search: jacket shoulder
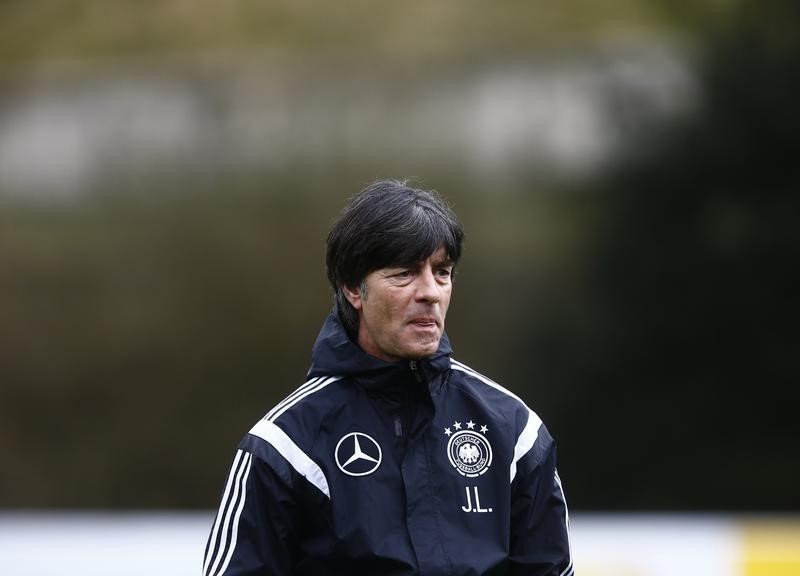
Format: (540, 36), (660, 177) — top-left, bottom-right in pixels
(449, 359), (553, 477)
(252, 373), (349, 442)
(264, 374), (346, 425)
(238, 373), (348, 497)
(449, 359), (536, 418)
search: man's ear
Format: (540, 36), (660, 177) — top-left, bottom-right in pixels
(342, 285), (363, 310)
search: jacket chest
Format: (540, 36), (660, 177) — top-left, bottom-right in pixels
(310, 397), (512, 573)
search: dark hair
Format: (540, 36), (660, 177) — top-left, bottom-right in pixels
(327, 179), (465, 334)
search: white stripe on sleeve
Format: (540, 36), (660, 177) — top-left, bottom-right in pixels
(213, 454), (253, 576)
(555, 469), (574, 576)
(510, 408), (543, 483)
(205, 451), (252, 576)
(249, 418), (330, 498)
(203, 449), (244, 576)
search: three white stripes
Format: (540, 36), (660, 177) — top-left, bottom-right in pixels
(450, 359), (526, 406)
(265, 375), (341, 422)
(203, 375), (339, 575)
(203, 450), (253, 576)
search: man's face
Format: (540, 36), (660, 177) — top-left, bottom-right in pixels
(344, 248), (454, 362)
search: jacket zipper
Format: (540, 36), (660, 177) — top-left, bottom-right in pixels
(409, 360), (422, 383)
(395, 361), (423, 437)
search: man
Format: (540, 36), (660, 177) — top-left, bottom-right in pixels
(203, 180), (573, 576)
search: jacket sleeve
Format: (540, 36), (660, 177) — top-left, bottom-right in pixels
(202, 441), (302, 576)
(508, 427), (574, 576)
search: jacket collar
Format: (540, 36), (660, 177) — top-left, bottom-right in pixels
(307, 311), (452, 390)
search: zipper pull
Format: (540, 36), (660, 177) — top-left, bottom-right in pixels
(409, 360), (422, 383)
(394, 416), (403, 437)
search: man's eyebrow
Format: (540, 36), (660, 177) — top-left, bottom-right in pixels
(384, 256), (454, 270)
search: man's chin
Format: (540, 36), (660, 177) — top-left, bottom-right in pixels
(403, 337), (441, 360)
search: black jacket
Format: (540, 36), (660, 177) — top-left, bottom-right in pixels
(203, 313), (573, 576)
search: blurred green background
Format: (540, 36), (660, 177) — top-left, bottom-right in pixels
(1, 0), (797, 511)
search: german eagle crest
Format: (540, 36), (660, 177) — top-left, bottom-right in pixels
(443, 419), (493, 477)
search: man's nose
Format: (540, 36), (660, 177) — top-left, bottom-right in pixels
(415, 267), (440, 303)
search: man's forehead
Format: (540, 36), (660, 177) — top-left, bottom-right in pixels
(387, 247), (453, 269)
(428, 247), (453, 264)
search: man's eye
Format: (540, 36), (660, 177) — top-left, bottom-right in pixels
(436, 268), (453, 278)
(395, 271), (412, 278)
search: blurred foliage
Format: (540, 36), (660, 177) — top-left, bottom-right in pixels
(0, 0), (744, 70)
(0, 0), (797, 510)
(550, 0), (800, 510)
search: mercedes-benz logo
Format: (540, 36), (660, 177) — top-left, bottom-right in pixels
(335, 432), (382, 477)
